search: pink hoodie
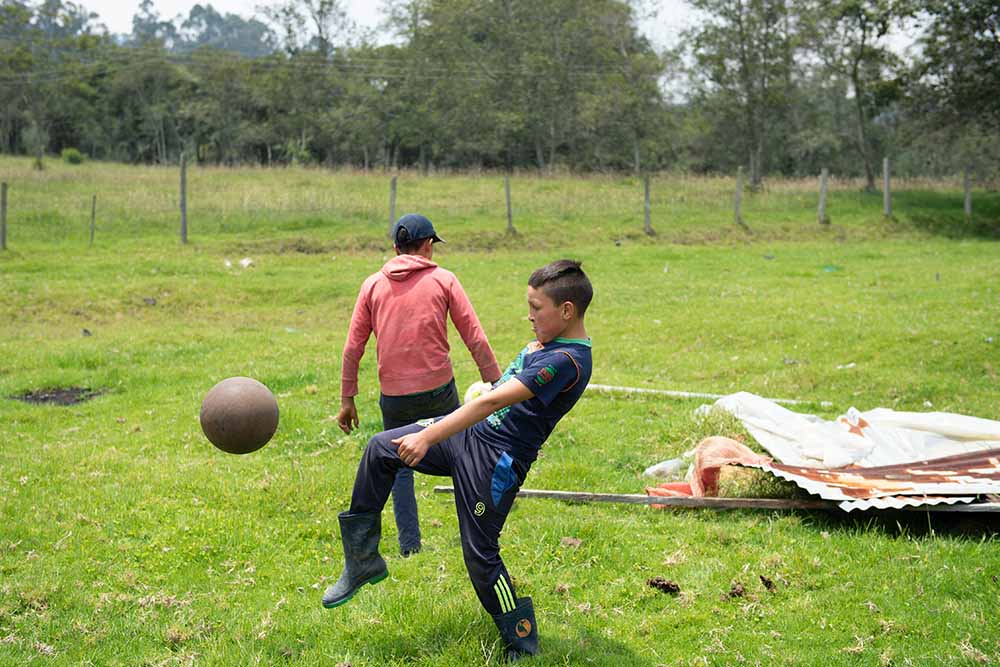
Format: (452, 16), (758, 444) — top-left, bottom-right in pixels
(341, 254), (501, 397)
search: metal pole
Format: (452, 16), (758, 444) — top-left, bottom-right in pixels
(586, 383), (833, 408)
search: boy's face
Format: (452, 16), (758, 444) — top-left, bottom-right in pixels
(527, 286), (570, 344)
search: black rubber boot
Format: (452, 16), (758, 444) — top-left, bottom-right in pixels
(322, 511), (389, 609)
(492, 596), (539, 661)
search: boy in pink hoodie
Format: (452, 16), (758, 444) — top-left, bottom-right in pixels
(337, 213), (502, 556)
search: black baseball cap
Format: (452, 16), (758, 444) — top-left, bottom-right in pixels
(392, 213), (444, 245)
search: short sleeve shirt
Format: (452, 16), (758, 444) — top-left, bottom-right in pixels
(471, 337), (592, 463)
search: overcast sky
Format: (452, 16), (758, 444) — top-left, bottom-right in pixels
(76, 0), (697, 49)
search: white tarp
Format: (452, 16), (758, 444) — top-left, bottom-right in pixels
(699, 392), (1000, 468)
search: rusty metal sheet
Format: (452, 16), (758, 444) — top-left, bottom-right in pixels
(744, 448), (1000, 511)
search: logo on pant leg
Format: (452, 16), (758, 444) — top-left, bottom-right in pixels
(474, 501), (486, 516)
(515, 618), (532, 638)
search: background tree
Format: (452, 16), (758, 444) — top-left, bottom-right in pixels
(810, 0), (908, 191)
(685, 0), (797, 190)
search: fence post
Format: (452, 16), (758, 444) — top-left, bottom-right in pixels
(89, 194), (96, 246)
(963, 166), (972, 222)
(387, 175), (398, 238)
(505, 171), (516, 235)
(1, 182), (6, 251)
(882, 157), (891, 217)
(734, 166), (745, 228)
(643, 174), (654, 235)
(818, 167), (830, 225)
(180, 153), (188, 244)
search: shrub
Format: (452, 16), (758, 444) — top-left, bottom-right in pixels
(61, 148), (85, 164)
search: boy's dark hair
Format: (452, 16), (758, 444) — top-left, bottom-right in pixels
(528, 259), (593, 317)
(394, 226), (425, 254)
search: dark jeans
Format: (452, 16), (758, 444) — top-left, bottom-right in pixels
(379, 378), (460, 552)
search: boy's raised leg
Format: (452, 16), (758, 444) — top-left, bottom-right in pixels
(323, 423), (452, 609)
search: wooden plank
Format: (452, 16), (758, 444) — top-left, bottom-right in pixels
(432, 486), (1000, 513)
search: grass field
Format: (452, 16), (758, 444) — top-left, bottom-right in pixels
(1, 156), (999, 666)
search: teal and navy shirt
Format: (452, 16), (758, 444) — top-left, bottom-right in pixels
(472, 337), (592, 463)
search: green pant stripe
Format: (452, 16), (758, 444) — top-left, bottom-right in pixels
(493, 583), (506, 612)
(496, 576), (515, 612)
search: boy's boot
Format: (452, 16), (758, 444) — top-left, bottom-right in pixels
(491, 596), (539, 661)
(322, 511), (389, 609)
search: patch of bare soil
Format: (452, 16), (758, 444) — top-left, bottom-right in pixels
(12, 387), (101, 405)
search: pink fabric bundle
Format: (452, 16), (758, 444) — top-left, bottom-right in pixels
(645, 436), (772, 507)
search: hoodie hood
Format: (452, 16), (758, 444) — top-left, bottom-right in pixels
(382, 254), (438, 281)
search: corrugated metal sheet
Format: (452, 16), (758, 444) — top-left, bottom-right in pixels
(836, 496), (976, 512)
(744, 448), (1000, 511)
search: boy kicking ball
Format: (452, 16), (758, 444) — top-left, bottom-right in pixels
(324, 259), (594, 661)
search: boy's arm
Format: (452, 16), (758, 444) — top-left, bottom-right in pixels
(447, 277), (502, 383)
(393, 378), (534, 466)
(338, 283), (374, 433)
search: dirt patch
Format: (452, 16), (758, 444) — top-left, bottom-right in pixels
(646, 577), (680, 594)
(12, 387), (101, 405)
(727, 581), (746, 598)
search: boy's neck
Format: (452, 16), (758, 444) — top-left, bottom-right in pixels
(551, 319), (588, 343)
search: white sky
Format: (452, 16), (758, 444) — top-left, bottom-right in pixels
(76, 0), (697, 50)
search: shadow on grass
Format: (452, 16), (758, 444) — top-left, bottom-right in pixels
(358, 613), (643, 665)
(809, 507), (1000, 540)
(897, 190), (1000, 239)
(541, 628), (645, 667)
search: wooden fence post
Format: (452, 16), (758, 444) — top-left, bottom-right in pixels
(387, 175), (397, 239)
(1, 182), (7, 251)
(505, 172), (516, 235)
(180, 153), (188, 244)
(964, 166), (972, 222)
(643, 174), (654, 235)
(734, 166), (746, 229)
(89, 194), (96, 246)
(882, 157), (891, 217)
(818, 167), (830, 225)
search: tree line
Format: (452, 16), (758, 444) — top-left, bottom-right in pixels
(0, 0), (997, 181)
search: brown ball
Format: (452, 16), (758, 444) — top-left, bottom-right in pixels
(199, 377), (279, 454)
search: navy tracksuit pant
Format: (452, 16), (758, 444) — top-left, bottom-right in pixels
(349, 421), (530, 616)
(379, 379), (460, 553)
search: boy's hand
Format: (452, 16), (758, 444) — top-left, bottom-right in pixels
(337, 397), (359, 434)
(393, 432), (431, 467)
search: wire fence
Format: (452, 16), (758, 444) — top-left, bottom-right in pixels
(0, 159), (994, 250)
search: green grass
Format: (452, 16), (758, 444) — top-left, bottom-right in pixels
(1, 156), (999, 665)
